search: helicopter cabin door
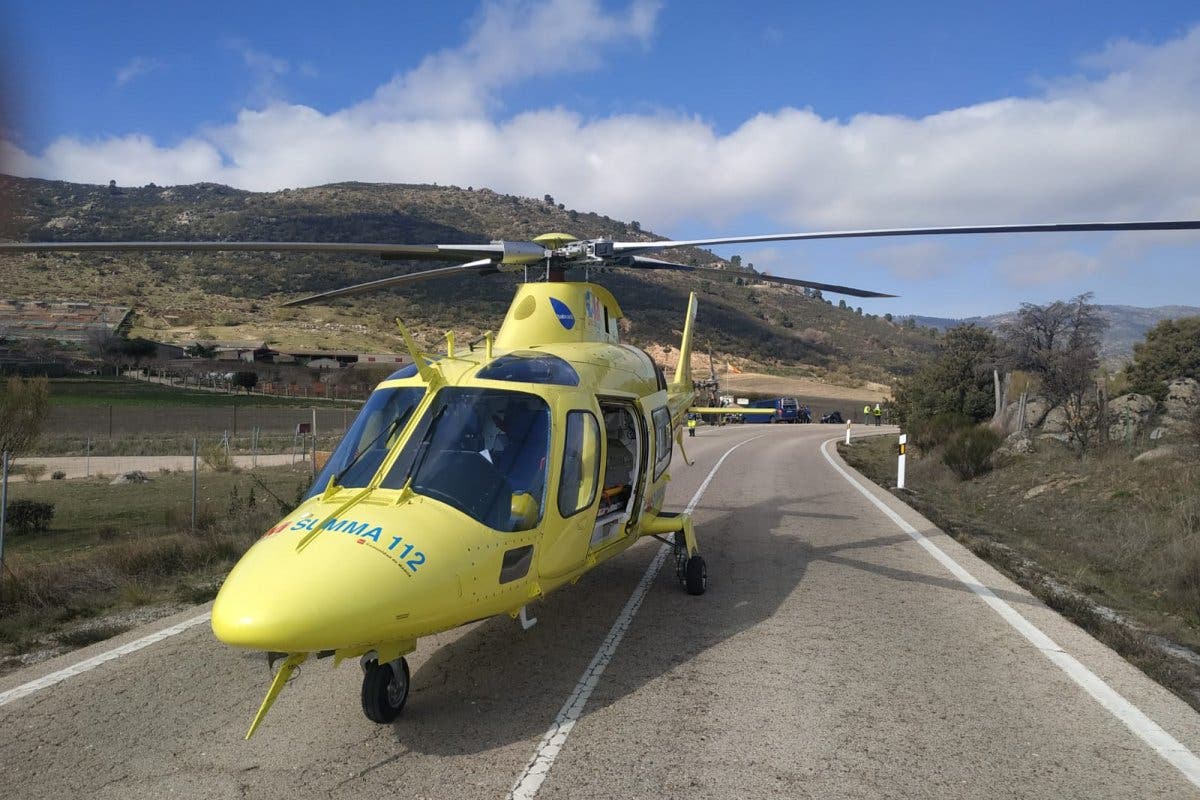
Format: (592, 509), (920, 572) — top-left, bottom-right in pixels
(590, 399), (646, 551)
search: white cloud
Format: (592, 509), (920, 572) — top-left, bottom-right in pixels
(115, 56), (157, 87)
(4, 5), (1200, 268)
(223, 38), (292, 106)
(865, 242), (959, 281)
(998, 249), (1101, 286)
(357, 0), (661, 120)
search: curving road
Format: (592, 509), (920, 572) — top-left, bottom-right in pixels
(2, 424), (1199, 799)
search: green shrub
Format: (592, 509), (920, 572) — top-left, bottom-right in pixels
(6, 499), (55, 534)
(909, 412), (972, 452)
(942, 426), (1001, 480)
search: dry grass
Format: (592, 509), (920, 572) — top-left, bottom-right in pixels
(0, 465), (308, 668)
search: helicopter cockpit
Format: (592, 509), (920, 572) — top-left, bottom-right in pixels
(380, 388), (551, 532)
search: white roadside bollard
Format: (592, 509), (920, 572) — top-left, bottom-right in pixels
(897, 433), (907, 490)
(845, 420), (851, 445)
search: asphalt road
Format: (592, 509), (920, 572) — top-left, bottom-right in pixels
(3, 424), (1200, 799)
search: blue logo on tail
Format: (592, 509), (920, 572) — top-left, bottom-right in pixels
(549, 298), (575, 330)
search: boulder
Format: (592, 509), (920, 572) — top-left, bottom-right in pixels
(1107, 393), (1157, 443)
(110, 470), (151, 485)
(996, 431), (1034, 458)
(1024, 397), (1052, 429)
(1134, 445), (1186, 463)
(1164, 378), (1200, 421)
(1042, 406), (1069, 434)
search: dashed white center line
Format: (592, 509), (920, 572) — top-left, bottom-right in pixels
(508, 433), (766, 800)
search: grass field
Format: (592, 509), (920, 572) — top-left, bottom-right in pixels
(0, 464), (313, 671)
(839, 434), (1200, 709)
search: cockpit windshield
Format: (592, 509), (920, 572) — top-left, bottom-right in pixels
(305, 386), (425, 499)
(381, 388), (551, 532)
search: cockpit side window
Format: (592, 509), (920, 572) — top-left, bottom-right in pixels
(652, 406), (672, 480)
(557, 411), (601, 519)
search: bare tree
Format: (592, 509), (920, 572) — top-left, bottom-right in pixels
(999, 293), (1107, 453)
(86, 328), (124, 375)
(0, 376), (50, 460)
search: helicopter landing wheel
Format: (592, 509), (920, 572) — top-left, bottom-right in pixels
(673, 531), (689, 584)
(684, 554), (707, 596)
(361, 656), (410, 724)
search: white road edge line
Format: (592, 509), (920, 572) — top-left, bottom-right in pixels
(0, 612), (211, 708)
(509, 433), (767, 800)
(821, 437), (1200, 790)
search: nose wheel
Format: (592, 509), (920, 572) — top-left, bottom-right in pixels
(361, 656), (410, 723)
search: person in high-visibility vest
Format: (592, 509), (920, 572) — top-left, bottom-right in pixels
(873, 403), (882, 426)
(863, 404), (871, 425)
(687, 416), (697, 437)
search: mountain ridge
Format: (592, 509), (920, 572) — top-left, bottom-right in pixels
(0, 175), (941, 386)
(903, 304), (1200, 360)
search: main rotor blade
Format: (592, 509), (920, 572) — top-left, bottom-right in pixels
(622, 256), (896, 298)
(280, 259), (499, 307)
(0, 240), (507, 261)
(611, 219), (1200, 255)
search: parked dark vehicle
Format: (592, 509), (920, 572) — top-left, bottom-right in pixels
(745, 396), (800, 423)
(820, 410), (844, 424)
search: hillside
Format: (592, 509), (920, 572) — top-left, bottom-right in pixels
(906, 304), (1200, 360)
(0, 176), (941, 385)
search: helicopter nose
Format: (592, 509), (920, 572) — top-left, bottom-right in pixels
(211, 518), (433, 653)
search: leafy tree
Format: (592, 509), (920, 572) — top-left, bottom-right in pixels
(233, 371), (259, 392)
(1125, 316), (1200, 400)
(893, 325), (998, 428)
(121, 337), (159, 369)
(86, 328), (125, 375)
(185, 341), (219, 359)
(0, 376), (50, 460)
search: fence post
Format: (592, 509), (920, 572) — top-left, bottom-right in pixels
(192, 438), (198, 532)
(0, 451), (8, 579)
(897, 433), (907, 490)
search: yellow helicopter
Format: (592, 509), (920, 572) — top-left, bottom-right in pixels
(3, 218), (1199, 737)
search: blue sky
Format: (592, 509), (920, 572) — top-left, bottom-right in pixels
(3, 0), (1199, 317)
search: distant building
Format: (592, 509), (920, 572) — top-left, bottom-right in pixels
(0, 299), (131, 344)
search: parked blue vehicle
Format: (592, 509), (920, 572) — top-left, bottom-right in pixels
(745, 396), (800, 423)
